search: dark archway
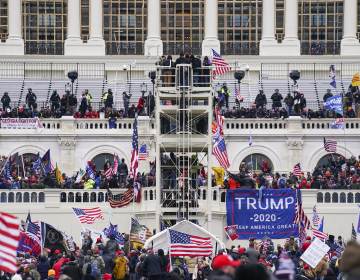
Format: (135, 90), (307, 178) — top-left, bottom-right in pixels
(91, 153), (114, 171)
(241, 153), (273, 172)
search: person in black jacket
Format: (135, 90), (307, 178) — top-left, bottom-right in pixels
(255, 90), (267, 109)
(323, 89), (333, 103)
(147, 91), (155, 116)
(284, 93), (294, 116)
(79, 94), (88, 117)
(50, 90), (61, 112)
(61, 256), (82, 280)
(191, 55), (202, 86)
(105, 89), (113, 109)
(25, 88), (37, 111)
(37, 255), (50, 280)
(1, 92), (11, 111)
(202, 56), (212, 87)
(142, 250), (162, 280)
(271, 89), (283, 109)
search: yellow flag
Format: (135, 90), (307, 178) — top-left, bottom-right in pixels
(212, 166), (225, 187)
(55, 163), (63, 184)
(352, 72), (360, 87)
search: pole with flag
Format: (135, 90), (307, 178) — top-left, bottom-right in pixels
(211, 48), (231, 80)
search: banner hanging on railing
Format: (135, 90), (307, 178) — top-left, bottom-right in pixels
(226, 189), (298, 239)
(0, 118), (41, 129)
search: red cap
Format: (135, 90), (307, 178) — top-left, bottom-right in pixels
(103, 274), (112, 280)
(306, 236), (311, 241)
(238, 247), (246, 255)
(211, 254), (241, 270)
(54, 249), (61, 255)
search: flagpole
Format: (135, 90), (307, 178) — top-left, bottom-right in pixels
(21, 154), (25, 178)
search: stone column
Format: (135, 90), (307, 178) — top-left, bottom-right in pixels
(1, 0), (24, 55)
(87, 0), (105, 55)
(202, 0), (220, 56)
(259, 0), (278, 56)
(144, 0), (163, 56)
(58, 137), (77, 175)
(341, 0), (360, 55)
(282, 0), (300, 55)
(64, 0), (84, 56)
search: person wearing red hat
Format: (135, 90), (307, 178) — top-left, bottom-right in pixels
(209, 254), (241, 280)
(301, 236), (312, 253)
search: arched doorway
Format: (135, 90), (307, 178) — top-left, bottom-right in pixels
(91, 153), (114, 171)
(241, 154), (273, 173)
(316, 154), (345, 169)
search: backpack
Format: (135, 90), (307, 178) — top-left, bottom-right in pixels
(90, 259), (100, 278)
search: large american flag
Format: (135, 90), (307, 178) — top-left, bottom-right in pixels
(323, 138), (337, 153)
(211, 49), (231, 78)
(25, 213), (41, 242)
(0, 212), (20, 273)
(72, 207), (104, 224)
(214, 106), (224, 133)
(130, 117), (139, 178)
(212, 126), (230, 169)
(169, 229), (213, 257)
(294, 190), (311, 229)
(108, 188), (135, 208)
(292, 163), (302, 177)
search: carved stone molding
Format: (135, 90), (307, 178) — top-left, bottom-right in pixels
(58, 137), (77, 150)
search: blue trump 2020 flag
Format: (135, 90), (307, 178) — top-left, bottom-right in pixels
(324, 95), (343, 116)
(226, 189), (298, 239)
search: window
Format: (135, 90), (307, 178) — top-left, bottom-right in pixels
(317, 192), (324, 203)
(241, 153), (273, 172)
(218, 0), (262, 55)
(103, 0), (147, 55)
(162, 0), (204, 55)
(81, 0), (89, 41)
(0, 0), (7, 42)
(299, 0), (343, 55)
(22, 0), (67, 55)
(92, 153), (115, 171)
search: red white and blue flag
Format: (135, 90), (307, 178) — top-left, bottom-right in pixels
(329, 65), (336, 88)
(104, 154), (118, 179)
(294, 190), (311, 230)
(323, 138), (337, 153)
(0, 212), (20, 273)
(212, 126), (230, 169)
(293, 163), (302, 177)
(169, 229), (213, 257)
(130, 117), (139, 178)
(72, 207), (104, 224)
(312, 205), (320, 229)
(312, 217), (328, 241)
(211, 49), (231, 78)
(139, 144), (149, 160)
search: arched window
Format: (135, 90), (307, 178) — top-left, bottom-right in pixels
(8, 192), (14, 203)
(22, 153), (39, 178)
(340, 192), (346, 203)
(1, 192), (6, 203)
(144, 190), (148, 201)
(149, 190), (154, 200)
(347, 193), (354, 203)
(39, 192), (45, 202)
(355, 193), (360, 203)
(31, 192), (37, 203)
(221, 192), (226, 203)
(317, 192), (324, 203)
(92, 153), (115, 171)
(60, 192), (66, 202)
(90, 192), (96, 202)
(241, 154), (273, 172)
(316, 154), (345, 169)
(213, 190), (217, 201)
(202, 190), (206, 200)
(324, 192), (331, 203)
(98, 192), (104, 202)
(68, 192), (74, 203)
(83, 192), (89, 203)
(332, 193), (338, 203)
(76, 192), (82, 203)
(24, 192), (30, 203)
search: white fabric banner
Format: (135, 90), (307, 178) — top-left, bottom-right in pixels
(0, 118), (41, 129)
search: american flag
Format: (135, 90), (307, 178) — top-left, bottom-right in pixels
(299, 221), (308, 245)
(130, 117), (139, 179)
(235, 87), (243, 103)
(312, 205), (320, 229)
(86, 163), (95, 180)
(351, 223), (357, 240)
(212, 127), (230, 169)
(211, 49), (231, 78)
(0, 212), (20, 274)
(104, 155), (119, 179)
(312, 217), (328, 241)
(107, 188), (135, 208)
(25, 213), (41, 242)
(103, 223), (125, 246)
(72, 207), (104, 224)
(138, 144), (149, 160)
(294, 190), (311, 229)
(169, 229), (213, 257)
(323, 138), (337, 153)
(224, 225), (238, 241)
(292, 163), (302, 177)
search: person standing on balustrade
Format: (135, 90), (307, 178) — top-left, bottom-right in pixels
(26, 88), (37, 111)
(122, 91), (131, 117)
(1, 92), (11, 111)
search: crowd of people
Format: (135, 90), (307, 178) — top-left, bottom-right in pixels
(215, 154), (360, 190)
(4, 231), (360, 280)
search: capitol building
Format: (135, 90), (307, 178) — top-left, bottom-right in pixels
(0, 0), (359, 245)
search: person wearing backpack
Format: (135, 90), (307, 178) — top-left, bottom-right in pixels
(113, 252), (129, 280)
(90, 250), (105, 280)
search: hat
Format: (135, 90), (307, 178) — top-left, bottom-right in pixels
(211, 254), (241, 270)
(238, 247), (246, 255)
(54, 249), (61, 255)
(103, 274), (112, 280)
(48, 269), (56, 277)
